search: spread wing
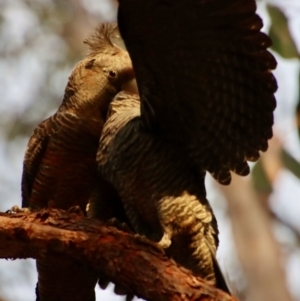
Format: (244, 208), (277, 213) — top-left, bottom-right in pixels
(22, 119), (50, 207)
(118, 0), (277, 184)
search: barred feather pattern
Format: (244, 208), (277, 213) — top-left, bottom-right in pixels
(98, 92), (222, 286)
(22, 112), (102, 212)
(22, 22), (134, 212)
(157, 192), (217, 283)
(21, 111), (105, 301)
(118, 0), (277, 185)
(21, 23), (134, 301)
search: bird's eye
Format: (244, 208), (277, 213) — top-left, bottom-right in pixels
(108, 70), (117, 78)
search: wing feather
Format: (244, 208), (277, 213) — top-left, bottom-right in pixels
(21, 119), (49, 207)
(118, 0), (277, 184)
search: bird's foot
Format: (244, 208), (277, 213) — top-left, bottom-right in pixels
(6, 205), (31, 214)
(158, 232), (172, 248)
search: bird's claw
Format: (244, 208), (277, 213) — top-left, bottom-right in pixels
(158, 232), (172, 248)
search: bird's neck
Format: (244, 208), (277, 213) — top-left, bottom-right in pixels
(60, 88), (115, 121)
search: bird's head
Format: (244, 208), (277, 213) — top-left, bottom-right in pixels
(60, 23), (134, 120)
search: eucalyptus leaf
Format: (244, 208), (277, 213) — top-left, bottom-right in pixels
(267, 5), (300, 59)
(281, 149), (300, 180)
(252, 160), (273, 194)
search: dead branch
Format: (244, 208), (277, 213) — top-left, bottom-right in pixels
(0, 209), (235, 301)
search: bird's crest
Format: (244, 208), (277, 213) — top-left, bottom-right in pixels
(84, 23), (120, 55)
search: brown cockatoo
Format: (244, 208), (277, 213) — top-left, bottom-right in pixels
(94, 0), (277, 294)
(21, 24), (134, 301)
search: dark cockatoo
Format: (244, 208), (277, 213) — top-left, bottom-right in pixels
(21, 24), (134, 301)
(94, 0), (277, 293)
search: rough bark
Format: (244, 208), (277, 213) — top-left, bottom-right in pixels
(0, 209), (235, 301)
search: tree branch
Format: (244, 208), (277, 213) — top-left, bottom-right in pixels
(0, 209), (235, 301)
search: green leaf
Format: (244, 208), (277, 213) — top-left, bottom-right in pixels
(296, 70), (300, 140)
(267, 5), (300, 59)
(281, 149), (300, 180)
(252, 160), (273, 194)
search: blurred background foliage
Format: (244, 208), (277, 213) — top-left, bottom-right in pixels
(268, 4), (300, 59)
(0, 0), (300, 300)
